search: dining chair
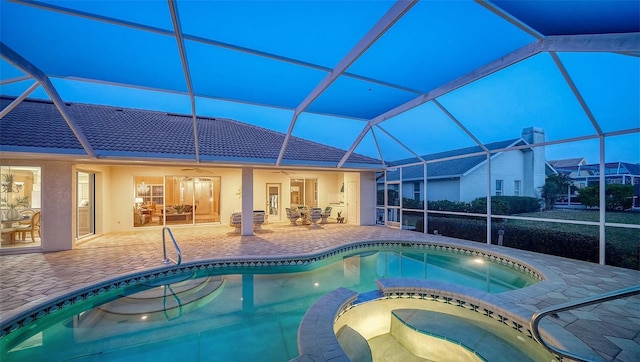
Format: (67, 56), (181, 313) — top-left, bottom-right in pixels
(19, 209), (36, 222)
(16, 211), (40, 242)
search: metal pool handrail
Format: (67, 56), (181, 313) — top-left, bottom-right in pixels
(162, 226), (182, 265)
(530, 285), (640, 362)
(162, 284), (183, 320)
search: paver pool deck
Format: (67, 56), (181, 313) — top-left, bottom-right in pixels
(1, 223), (638, 361)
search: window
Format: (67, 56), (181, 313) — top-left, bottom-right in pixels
(376, 183), (384, 206)
(514, 180), (521, 196)
(387, 183), (400, 207)
(1, 166), (42, 248)
(135, 177), (164, 206)
(413, 181), (420, 200)
(289, 178), (318, 208)
(136, 183), (163, 205)
(495, 179), (504, 196)
(376, 171), (385, 225)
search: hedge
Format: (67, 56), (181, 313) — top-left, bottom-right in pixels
(398, 196), (542, 215)
(417, 216), (638, 270)
(578, 184), (634, 210)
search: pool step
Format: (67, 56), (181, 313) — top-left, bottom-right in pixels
(336, 325), (373, 362)
(390, 309), (540, 362)
(97, 275), (224, 315)
(367, 333), (431, 362)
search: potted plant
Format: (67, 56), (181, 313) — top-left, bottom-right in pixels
(1, 173), (30, 220)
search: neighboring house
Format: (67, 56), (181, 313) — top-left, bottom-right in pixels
(552, 160), (640, 208)
(388, 127), (549, 203)
(548, 158), (588, 172)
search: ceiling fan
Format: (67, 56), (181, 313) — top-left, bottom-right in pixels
(272, 170), (295, 175)
(180, 167), (212, 173)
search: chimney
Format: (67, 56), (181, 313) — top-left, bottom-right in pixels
(521, 127), (545, 197)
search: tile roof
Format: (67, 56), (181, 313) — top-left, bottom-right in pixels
(389, 139), (524, 180)
(548, 158), (587, 169)
(0, 96), (382, 168)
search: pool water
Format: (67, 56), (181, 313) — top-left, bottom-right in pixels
(0, 248), (538, 361)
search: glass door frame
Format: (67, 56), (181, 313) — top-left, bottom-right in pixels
(76, 171), (95, 239)
(266, 183), (281, 222)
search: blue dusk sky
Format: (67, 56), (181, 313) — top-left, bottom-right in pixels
(0, 0), (638, 165)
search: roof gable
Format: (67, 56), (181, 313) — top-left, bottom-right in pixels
(0, 96), (382, 168)
(548, 158), (587, 169)
(390, 138), (524, 179)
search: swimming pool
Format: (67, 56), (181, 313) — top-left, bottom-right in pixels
(0, 243), (541, 361)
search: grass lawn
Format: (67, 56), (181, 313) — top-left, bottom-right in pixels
(514, 209), (640, 224)
(509, 209), (639, 257)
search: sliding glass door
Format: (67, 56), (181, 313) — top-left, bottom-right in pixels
(134, 175), (221, 227)
(164, 176), (221, 225)
(180, 177), (221, 224)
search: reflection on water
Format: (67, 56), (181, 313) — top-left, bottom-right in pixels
(1, 249), (537, 361)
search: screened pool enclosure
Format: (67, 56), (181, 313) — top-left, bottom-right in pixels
(0, 0), (638, 268)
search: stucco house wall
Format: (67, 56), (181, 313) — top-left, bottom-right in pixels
(42, 161), (74, 252)
(423, 150), (531, 203)
(459, 163), (488, 202)
(397, 127), (546, 204)
(459, 150), (526, 202)
(401, 182), (419, 202)
(426, 178), (460, 201)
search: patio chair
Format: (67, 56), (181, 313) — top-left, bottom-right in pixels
(286, 208), (301, 225)
(320, 206), (332, 224)
(253, 210), (265, 231)
(229, 212), (242, 232)
(308, 208), (322, 228)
